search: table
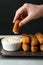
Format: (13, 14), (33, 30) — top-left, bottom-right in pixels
(0, 35), (43, 65)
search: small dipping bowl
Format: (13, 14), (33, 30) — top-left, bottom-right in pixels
(1, 36), (22, 51)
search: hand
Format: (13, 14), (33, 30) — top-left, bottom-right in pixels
(13, 3), (42, 27)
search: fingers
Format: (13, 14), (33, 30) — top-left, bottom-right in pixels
(19, 15), (31, 27)
(13, 12), (20, 23)
(13, 5), (27, 23)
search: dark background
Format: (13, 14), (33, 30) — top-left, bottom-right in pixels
(0, 0), (43, 35)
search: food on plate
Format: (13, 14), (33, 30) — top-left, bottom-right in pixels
(22, 43), (30, 51)
(31, 46), (38, 52)
(29, 34), (39, 46)
(35, 32), (43, 44)
(40, 45), (43, 51)
(13, 20), (20, 34)
(22, 34), (31, 44)
(2, 32), (43, 52)
(35, 32), (42, 36)
(21, 34), (31, 51)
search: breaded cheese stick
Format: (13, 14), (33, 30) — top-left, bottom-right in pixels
(13, 20), (20, 34)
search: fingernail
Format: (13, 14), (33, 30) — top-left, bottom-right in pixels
(13, 19), (15, 23)
(13, 20), (14, 23)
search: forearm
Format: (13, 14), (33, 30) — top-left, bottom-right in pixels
(40, 5), (43, 17)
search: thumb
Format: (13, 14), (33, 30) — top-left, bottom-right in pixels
(19, 16), (31, 27)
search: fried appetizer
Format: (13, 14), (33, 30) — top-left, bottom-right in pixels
(31, 46), (38, 52)
(35, 33), (43, 44)
(40, 45), (43, 51)
(22, 34), (31, 44)
(35, 32), (42, 36)
(22, 43), (30, 51)
(29, 35), (39, 46)
(13, 20), (20, 34)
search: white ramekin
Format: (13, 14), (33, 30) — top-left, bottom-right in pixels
(1, 36), (22, 51)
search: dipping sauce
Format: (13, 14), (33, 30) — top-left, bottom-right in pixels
(1, 36), (22, 51)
